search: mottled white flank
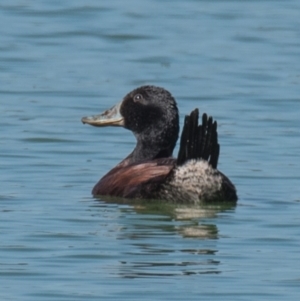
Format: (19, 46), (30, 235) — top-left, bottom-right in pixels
(161, 159), (223, 204)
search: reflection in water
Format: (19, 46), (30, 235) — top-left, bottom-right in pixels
(94, 198), (235, 278)
(119, 257), (221, 278)
(178, 224), (218, 239)
(173, 207), (220, 239)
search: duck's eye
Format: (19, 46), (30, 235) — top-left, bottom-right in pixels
(133, 94), (143, 102)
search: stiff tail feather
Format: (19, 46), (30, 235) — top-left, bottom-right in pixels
(177, 109), (219, 168)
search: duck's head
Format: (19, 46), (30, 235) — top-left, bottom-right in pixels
(82, 86), (179, 162)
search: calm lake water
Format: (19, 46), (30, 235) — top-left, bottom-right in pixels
(1, 0), (300, 300)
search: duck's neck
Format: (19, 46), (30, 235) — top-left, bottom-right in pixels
(130, 141), (172, 163)
(123, 127), (178, 165)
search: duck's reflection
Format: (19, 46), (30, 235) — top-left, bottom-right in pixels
(92, 197), (236, 278)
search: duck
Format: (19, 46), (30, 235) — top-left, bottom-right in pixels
(81, 85), (237, 204)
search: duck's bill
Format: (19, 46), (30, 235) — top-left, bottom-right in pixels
(81, 102), (124, 127)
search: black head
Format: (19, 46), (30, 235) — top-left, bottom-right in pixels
(122, 86), (178, 131)
(82, 85), (179, 162)
(120, 86), (179, 161)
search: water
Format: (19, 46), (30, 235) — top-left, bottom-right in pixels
(1, 0), (300, 300)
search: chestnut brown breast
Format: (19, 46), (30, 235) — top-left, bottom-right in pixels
(92, 158), (176, 198)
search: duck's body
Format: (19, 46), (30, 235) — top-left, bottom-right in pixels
(93, 158), (236, 204)
(82, 86), (237, 204)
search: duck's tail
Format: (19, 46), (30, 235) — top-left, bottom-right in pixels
(177, 109), (220, 168)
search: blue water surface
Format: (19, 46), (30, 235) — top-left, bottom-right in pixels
(1, 0), (300, 300)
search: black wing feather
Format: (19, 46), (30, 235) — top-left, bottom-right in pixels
(177, 109), (220, 169)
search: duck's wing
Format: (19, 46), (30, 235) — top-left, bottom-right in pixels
(92, 158), (176, 198)
(177, 109), (220, 169)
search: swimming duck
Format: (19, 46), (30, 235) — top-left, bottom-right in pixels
(82, 86), (237, 204)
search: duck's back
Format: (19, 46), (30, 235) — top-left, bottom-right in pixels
(159, 159), (237, 203)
